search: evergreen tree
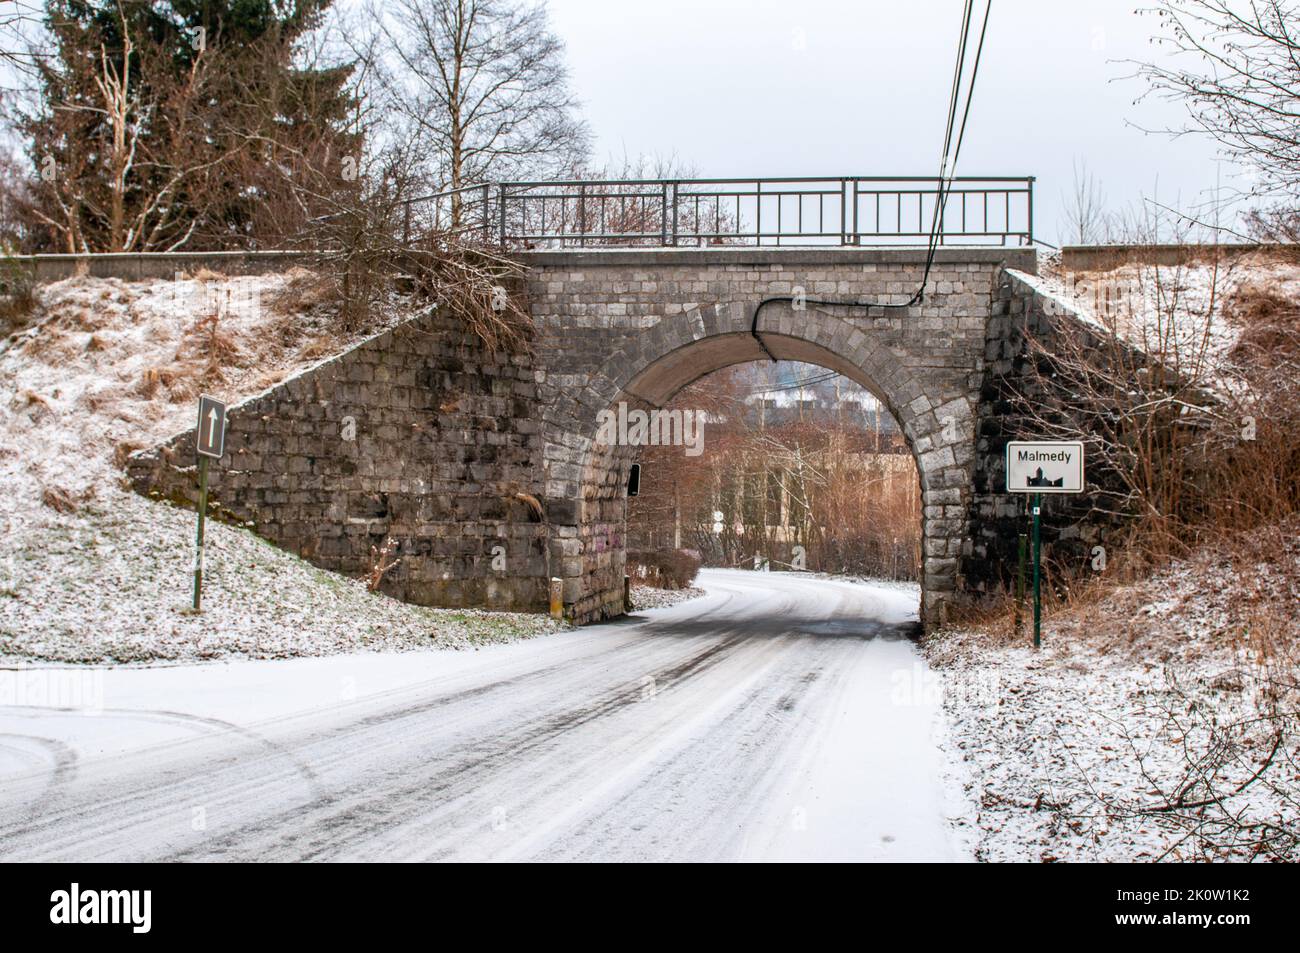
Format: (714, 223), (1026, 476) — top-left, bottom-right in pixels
(18, 0), (360, 251)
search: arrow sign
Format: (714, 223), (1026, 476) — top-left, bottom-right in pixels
(195, 394), (227, 459)
(1006, 441), (1084, 495)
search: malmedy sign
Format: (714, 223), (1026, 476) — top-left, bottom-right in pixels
(1005, 441), (1084, 494)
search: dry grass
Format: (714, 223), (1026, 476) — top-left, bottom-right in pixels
(0, 279), (40, 336)
(499, 483), (544, 521)
(1225, 277), (1300, 361)
(267, 267), (338, 317)
(41, 484), (96, 513)
(945, 516), (1300, 665)
(133, 364), (190, 400)
(175, 311), (245, 369)
(112, 439), (147, 469)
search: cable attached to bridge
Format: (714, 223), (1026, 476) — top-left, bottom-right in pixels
(750, 0), (993, 361)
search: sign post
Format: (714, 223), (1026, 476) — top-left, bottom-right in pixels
(192, 395), (227, 612)
(1005, 440), (1084, 648)
(1031, 493), (1042, 648)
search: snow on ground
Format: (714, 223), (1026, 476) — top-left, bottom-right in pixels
(628, 584), (705, 611)
(929, 533), (1300, 862)
(0, 569), (963, 862)
(0, 273), (560, 664)
(1022, 252), (1300, 388)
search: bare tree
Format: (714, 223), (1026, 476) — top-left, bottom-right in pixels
(1133, 1), (1300, 206)
(1060, 158), (1112, 246)
(377, 0), (589, 213)
(0, 0), (45, 80)
(627, 363), (921, 580)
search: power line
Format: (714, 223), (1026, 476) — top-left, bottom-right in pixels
(749, 0), (994, 359)
(744, 371), (841, 396)
(917, 0), (993, 298)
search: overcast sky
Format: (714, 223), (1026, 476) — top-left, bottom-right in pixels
(545, 0), (1246, 244)
(0, 0), (1248, 245)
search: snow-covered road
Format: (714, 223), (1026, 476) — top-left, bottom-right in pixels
(0, 570), (964, 862)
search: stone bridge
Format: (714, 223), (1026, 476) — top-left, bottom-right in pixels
(123, 242), (1118, 629)
(527, 246), (1034, 624)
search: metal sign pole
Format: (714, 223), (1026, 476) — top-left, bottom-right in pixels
(1032, 492), (1042, 649)
(1006, 441), (1083, 648)
(191, 394), (227, 613)
(193, 455), (210, 611)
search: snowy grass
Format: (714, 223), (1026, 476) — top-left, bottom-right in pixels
(0, 274), (561, 665)
(629, 584), (706, 612)
(929, 536), (1300, 862)
(1027, 253), (1300, 390)
(0, 486), (560, 664)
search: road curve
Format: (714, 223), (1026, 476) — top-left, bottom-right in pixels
(0, 570), (964, 862)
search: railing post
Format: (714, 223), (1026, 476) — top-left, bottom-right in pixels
(1026, 176), (1035, 246)
(840, 178), (847, 245)
(670, 181), (679, 246)
(578, 184), (586, 248)
(660, 181), (669, 246)
(498, 183), (507, 250)
(852, 179), (860, 245)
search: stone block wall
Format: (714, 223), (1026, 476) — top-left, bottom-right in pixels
(128, 309), (552, 611)
(967, 269), (1153, 597)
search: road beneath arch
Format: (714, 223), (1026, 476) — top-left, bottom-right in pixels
(0, 571), (965, 862)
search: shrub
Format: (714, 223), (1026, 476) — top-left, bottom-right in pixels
(0, 260), (39, 336)
(627, 548), (702, 590)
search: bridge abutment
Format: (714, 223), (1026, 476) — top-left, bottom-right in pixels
(120, 245), (1136, 633)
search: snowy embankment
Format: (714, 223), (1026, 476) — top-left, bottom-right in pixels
(930, 529), (1300, 862)
(927, 253), (1300, 861)
(1024, 250), (1300, 387)
(0, 273), (560, 664)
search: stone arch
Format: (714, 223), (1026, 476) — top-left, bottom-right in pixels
(541, 300), (976, 627)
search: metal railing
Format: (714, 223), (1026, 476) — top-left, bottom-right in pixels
(401, 175), (1035, 249)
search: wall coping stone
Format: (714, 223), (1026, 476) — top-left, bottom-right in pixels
(517, 246), (1038, 270)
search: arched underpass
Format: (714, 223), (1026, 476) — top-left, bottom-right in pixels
(530, 247), (1012, 625)
(578, 349), (926, 624)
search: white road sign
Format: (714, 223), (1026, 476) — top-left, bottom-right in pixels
(196, 394), (228, 459)
(1005, 440), (1084, 494)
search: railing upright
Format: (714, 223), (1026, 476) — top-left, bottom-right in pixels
(670, 181), (679, 246)
(840, 178), (847, 245)
(1027, 176), (1035, 246)
(498, 184), (507, 249)
(851, 179), (860, 245)
(660, 182), (669, 246)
